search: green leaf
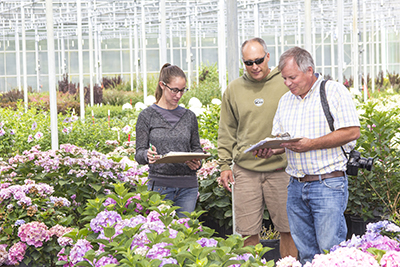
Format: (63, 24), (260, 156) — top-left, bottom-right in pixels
(104, 227), (116, 238)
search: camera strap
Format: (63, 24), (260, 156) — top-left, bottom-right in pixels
(320, 80), (348, 159)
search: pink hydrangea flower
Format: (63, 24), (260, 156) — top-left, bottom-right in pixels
(57, 247), (73, 267)
(18, 221), (51, 247)
(380, 251), (400, 267)
(200, 139), (215, 151)
(197, 160), (219, 180)
(276, 256), (302, 267)
(0, 244), (8, 265)
(49, 225), (74, 238)
(7, 242), (27, 265)
(305, 247), (379, 267)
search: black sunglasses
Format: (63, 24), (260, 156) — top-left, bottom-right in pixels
(162, 82), (189, 94)
(243, 54), (267, 66)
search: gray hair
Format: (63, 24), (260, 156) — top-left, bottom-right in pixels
(241, 37), (268, 57)
(278, 46), (315, 73)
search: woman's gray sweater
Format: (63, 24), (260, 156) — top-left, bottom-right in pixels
(135, 105), (203, 188)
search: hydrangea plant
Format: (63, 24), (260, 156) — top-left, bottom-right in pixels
(276, 220), (400, 267)
(0, 144), (149, 217)
(57, 182), (274, 267)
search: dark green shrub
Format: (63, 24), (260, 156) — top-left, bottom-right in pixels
(347, 101), (400, 220)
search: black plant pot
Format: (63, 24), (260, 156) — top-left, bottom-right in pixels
(345, 213), (381, 239)
(261, 239), (280, 263)
(198, 214), (233, 239)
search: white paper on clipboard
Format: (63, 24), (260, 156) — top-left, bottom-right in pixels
(244, 137), (302, 153)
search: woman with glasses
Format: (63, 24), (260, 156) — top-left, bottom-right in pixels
(135, 63), (203, 218)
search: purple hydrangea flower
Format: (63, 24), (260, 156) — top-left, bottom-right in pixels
(69, 239), (93, 264)
(94, 255), (119, 267)
(90, 210), (122, 233)
(197, 237), (218, 247)
(15, 219), (26, 226)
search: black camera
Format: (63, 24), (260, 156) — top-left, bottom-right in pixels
(346, 150), (374, 176)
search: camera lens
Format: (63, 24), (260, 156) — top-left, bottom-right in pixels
(359, 157), (374, 171)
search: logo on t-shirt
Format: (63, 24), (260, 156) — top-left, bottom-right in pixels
(254, 98), (264, 107)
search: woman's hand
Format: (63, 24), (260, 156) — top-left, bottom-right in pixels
(185, 159), (201, 170)
(147, 144), (160, 164)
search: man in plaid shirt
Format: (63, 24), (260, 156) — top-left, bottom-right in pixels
(253, 46), (360, 264)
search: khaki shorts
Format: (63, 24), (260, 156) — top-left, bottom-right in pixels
(233, 164), (290, 235)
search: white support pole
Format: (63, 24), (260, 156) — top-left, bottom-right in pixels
(21, 5), (28, 111)
(217, 0), (226, 94)
(133, 12), (140, 92)
(119, 33), (123, 77)
(363, 1), (367, 102)
(275, 25), (279, 64)
(337, 0), (344, 84)
(375, 18), (380, 74)
(330, 25), (335, 80)
(227, 0), (239, 83)
(280, 1), (284, 55)
(380, 18), (387, 73)
(169, 26), (174, 65)
(2, 20), (6, 91)
(179, 34), (183, 68)
(227, 0), (238, 235)
(61, 23), (65, 76)
(312, 20), (316, 59)
(57, 32), (61, 81)
(15, 14), (21, 93)
(370, 13), (375, 93)
(321, 25), (325, 75)
(88, 2), (94, 106)
(134, 5), (139, 92)
(254, 3), (259, 37)
(304, 0), (312, 52)
(352, 0), (359, 92)
(77, 0), (85, 119)
(46, 0), (59, 150)
(67, 36), (71, 82)
(159, 0), (167, 66)
(186, 1), (192, 88)
(129, 22), (134, 91)
(98, 33), (103, 83)
(195, 6), (199, 85)
(141, 2), (147, 98)
(94, 23), (100, 84)
(199, 25), (203, 68)
(35, 28), (41, 92)
(297, 14), (301, 46)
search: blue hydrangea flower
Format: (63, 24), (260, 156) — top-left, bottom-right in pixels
(15, 219), (26, 226)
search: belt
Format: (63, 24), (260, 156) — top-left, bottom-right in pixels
(293, 171), (345, 182)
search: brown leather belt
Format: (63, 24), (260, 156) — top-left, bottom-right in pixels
(293, 171), (345, 182)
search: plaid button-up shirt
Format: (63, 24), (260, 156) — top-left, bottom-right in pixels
(272, 74), (360, 178)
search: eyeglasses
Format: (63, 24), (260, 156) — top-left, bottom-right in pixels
(162, 82), (189, 94)
(243, 54), (267, 66)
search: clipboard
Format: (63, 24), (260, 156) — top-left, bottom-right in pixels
(244, 138), (302, 153)
(154, 152), (211, 164)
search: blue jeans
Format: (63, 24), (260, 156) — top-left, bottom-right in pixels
(148, 183), (198, 218)
(287, 176), (348, 265)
